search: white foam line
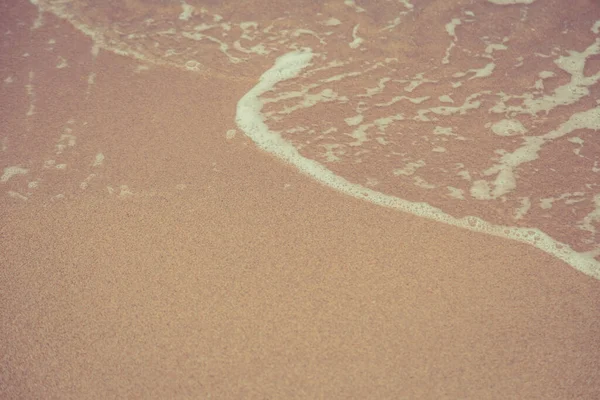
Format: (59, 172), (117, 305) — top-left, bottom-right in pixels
(235, 50), (600, 280)
(1, 166), (29, 183)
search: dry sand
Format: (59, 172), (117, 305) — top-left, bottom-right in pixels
(1, 2), (600, 399)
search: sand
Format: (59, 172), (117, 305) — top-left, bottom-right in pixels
(1, 2), (600, 399)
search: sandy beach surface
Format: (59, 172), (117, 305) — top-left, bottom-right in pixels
(2, 1), (600, 398)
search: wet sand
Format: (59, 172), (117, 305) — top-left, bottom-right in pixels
(2, 2), (600, 399)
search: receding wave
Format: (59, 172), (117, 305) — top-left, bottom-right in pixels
(27, 0), (600, 278)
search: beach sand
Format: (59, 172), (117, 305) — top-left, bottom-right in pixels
(2, 2), (600, 398)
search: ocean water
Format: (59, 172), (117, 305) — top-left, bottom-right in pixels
(3, 0), (600, 279)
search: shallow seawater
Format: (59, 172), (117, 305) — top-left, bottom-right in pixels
(2, 0), (600, 278)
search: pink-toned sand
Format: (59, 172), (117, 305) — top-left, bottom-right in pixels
(1, 2), (600, 398)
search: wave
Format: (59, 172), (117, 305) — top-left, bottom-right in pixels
(28, 0), (600, 278)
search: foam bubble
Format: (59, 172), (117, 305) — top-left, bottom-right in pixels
(1, 166), (29, 183)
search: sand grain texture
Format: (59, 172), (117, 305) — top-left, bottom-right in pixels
(1, 1), (600, 398)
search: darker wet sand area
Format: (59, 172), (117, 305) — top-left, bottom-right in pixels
(2, 1), (600, 398)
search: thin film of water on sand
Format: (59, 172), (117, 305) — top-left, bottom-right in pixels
(4, 0), (600, 278)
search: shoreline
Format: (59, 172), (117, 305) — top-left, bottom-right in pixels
(235, 49), (600, 280)
(2, 2), (600, 397)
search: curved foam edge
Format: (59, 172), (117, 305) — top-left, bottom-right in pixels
(236, 49), (600, 280)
